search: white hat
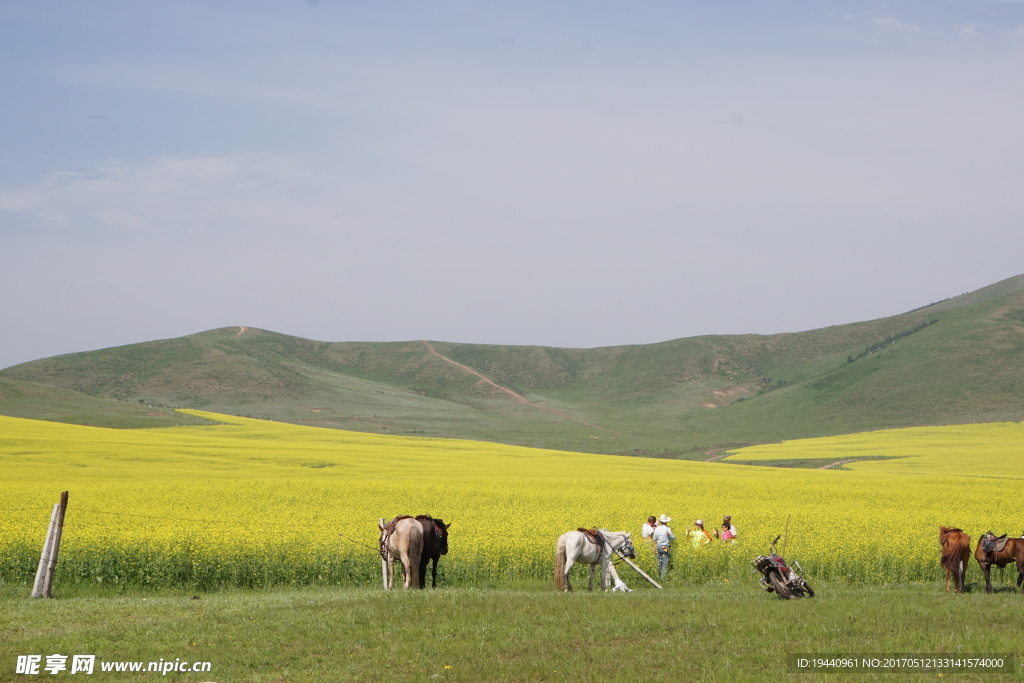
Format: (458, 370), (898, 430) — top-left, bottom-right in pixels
(695, 519), (704, 526)
(659, 514), (671, 523)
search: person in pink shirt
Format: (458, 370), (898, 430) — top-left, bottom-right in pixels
(716, 515), (738, 543)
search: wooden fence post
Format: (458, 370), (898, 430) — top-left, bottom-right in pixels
(379, 518), (389, 590)
(31, 505), (59, 598)
(31, 491), (68, 598)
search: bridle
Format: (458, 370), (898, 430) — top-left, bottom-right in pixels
(617, 534), (636, 561)
(590, 531), (635, 562)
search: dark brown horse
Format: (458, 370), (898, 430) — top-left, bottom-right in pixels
(975, 531), (1024, 593)
(939, 526), (971, 593)
(416, 515), (451, 589)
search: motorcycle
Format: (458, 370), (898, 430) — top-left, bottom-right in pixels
(752, 534), (815, 599)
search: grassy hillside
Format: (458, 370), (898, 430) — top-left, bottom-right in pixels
(2, 275), (1023, 454)
(0, 379), (194, 428)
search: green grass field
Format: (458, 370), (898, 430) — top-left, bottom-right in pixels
(2, 582), (1020, 682)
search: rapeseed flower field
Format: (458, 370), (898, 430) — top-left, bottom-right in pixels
(1, 412), (1019, 590)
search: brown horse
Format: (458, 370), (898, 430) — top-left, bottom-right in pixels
(379, 516), (423, 589)
(939, 526), (971, 593)
(974, 531), (1024, 593)
(416, 515), (451, 589)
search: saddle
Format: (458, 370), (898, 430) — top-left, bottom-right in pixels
(981, 532), (1009, 554)
(578, 528), (606, 553)
(416, 514), (436, 535)
(381, 515), (413, 535)
(416, 514), (444, 537)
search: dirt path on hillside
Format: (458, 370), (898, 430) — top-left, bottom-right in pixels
(421, 340), (605, 430)
(704, 443), (774, 462)
(236, 326), (249, 336)
(818, 459), (858, 470)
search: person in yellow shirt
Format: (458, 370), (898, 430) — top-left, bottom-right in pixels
(687, 519), (712, 550)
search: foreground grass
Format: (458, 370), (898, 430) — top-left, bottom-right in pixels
(2, 582), (1021, 682)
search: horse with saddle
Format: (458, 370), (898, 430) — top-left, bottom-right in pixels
(974, 530), (1024, 593)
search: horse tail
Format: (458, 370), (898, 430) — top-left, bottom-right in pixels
(958, 534), (971, 592)
(940, 527), (961, 566)
(941, 537), (959, 572)
(554, 535), (567, 591)
(940, 529), (970, 592)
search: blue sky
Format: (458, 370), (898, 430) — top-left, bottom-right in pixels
(2, 1), (1023, 369)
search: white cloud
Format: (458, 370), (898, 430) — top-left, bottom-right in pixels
(873, 17), (926, 32)
(0, 190), (43, 212)
(0, 154), (325, 238)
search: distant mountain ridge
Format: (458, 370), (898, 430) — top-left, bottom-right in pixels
(3, 275), (1024, 457)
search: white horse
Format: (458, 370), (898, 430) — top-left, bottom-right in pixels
(379, 516), (424, 589)
(555, 529), (636, 592)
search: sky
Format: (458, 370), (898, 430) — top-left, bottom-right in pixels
(2, 1), (1023, 369)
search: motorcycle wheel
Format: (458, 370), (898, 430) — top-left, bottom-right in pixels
(769, 571), (793, 599)
(801, 581), (815, 597)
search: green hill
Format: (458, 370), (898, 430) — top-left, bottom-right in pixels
(0, 378), (196, 428)
(3, 275), (1023, 456)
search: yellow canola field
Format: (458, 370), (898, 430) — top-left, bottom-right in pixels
(1, 412), (1020, 590)
(723, 422), (1024, 478)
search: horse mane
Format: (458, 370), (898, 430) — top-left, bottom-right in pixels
(417, 515), (449, 531)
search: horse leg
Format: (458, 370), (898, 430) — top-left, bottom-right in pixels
(397, 550), (410, 589)
(386, 550), (394, 590)
(982, 563), (993, 593)
(601, 558), (610, 592)
(431, 557), (438, 589)
(417, 553), (429, 589)
(587, 564), (596, 591)
(563, 556), (575, 592)
(406, 553), (417, 589)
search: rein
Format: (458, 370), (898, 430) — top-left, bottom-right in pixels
(338, 532), (377, 552)
(585, 532), (630, 563)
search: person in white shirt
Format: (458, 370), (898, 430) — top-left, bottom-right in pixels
(651, 514), (676, 579)
(642, 516), (657, 543)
